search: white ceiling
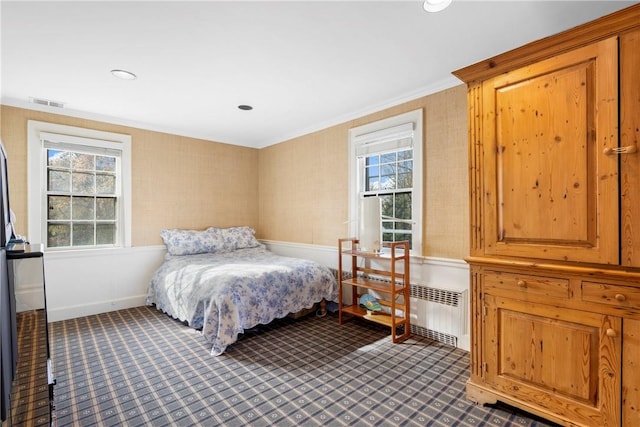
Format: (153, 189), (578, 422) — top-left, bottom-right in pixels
(1, 1), (636, 148)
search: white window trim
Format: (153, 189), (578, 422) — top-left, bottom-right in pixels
(348, 109), (423, 256)
(27, 120), (132, 249)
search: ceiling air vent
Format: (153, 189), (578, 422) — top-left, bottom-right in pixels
(29, 97), (65, 108)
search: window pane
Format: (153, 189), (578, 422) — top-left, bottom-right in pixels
(48, 170), (70, 192)
(96, 156), (116, 172)
(366, 176), (380, 191)
(71, 153), (94, 170)
(96, 174), (116, 194)
(97, 223), (116, 245)
(395, 193), (412, 220)
(366, 155), (379, 166)
(48, 223), (70, 247)
(365, 165), (379, 178)
(72, 172), (95, 194)
(398, 149), (412, 161)
(381, 164), (395, 176)
(73, 223), (94, 246)
(398, 172), (412, 189)
(96, 197), (116, 220)
(72, 197), (95, 220)
(47, 150), (70, 168)
(365, 165), (379, 192)
(381, 152), (396, 163)
(396, 233), (412, 245)
(395, 221), (412, 231)
(398, 160), (413, 188)
(380, 163), (395, 189)
(380, 195), (393, 218)
(48, 196), (70, 220)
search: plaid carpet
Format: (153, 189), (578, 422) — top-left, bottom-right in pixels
(50, 306), (557, 426)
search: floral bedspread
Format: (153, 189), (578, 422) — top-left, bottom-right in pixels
(146, 247), (337, 355)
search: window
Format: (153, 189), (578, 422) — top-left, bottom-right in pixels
(28, 121), (131, 250)
(349, 110), (423, 255)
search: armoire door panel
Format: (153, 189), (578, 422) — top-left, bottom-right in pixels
(495, 64), (592, 243)
(498, 310), (598, 402)
(482, 37), (619, 264)
(620, 29), (640, 268)
(485, 295), (621, 425)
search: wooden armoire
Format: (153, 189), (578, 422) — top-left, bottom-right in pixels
(453, 5), (640, 427)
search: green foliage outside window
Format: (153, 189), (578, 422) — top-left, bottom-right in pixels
(46, 149), (118, 248)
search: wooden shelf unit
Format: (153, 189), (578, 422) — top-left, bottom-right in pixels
(338, 238), (410, 343)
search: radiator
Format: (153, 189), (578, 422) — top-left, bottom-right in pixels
(409, 284), (467, 347)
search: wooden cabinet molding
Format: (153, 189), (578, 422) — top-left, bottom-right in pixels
(452, 5), (640, 85)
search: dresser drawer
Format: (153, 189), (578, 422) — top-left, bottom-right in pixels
(484, 271), (570, 299)
(581, 282), (640, 310)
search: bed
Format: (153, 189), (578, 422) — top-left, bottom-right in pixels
(146, 226), (338, 355)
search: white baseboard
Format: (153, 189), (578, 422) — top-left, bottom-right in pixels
(47, 295), (148, 322)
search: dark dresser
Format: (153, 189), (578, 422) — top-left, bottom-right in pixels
(5, 245), (54, 426)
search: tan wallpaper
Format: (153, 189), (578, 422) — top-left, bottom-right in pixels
(0, 106), (259, 246)
(259, 125), (349, 245)
(424, 85), (469, 259)
(1, 84), (469, 259)
(258, 85), (470, 259)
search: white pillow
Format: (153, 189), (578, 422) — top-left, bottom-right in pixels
(160, 226), (261, 255)
(219, 226), (261, 251)
(160, 228), (219, 256)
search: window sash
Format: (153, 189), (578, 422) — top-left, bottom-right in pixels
(363, 148), (413, 192)
(362, 179), (414, 248)
(42, 142), (121, 249)
(41, 134), (122, 249)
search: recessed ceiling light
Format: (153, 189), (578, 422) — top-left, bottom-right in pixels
(423, 0), (452, 12)
(111, 69), (137, 80)
(238, 105), (253, 111)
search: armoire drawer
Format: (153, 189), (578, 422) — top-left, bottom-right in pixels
(483, 271), (570, 300)
(581, 282), (640, 310)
